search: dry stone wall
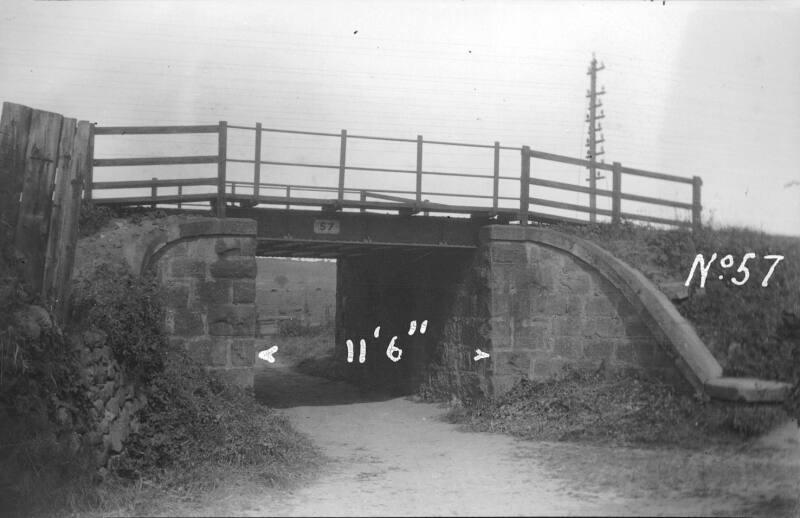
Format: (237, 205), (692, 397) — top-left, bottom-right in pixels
(11, 304), (146, 474)
(71, 327), (147, 473)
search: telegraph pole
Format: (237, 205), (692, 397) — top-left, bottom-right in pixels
(585, 54), (605, 223)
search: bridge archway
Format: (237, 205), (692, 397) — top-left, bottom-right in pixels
(127, 213), (722, 400)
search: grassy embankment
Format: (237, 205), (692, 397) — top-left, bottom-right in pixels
(0, 206), (321, 518)
(443, 221), (800, 448)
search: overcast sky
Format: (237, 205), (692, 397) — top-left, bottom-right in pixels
(2, 0), (798, 236)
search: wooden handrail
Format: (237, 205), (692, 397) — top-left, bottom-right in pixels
(92, 178), (217, 190)
(93, 155), (218, 167)
(88, 121), (701, 231)
(94, 125), (218, 135)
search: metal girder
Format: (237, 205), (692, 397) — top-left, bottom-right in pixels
(228, 207), (481, 256)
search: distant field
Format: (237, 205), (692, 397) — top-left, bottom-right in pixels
(256, 257), (337, 335)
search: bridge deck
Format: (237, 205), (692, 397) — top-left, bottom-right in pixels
(227, 207), (487, 258)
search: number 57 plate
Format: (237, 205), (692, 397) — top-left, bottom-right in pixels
(314, 219), (340, 234)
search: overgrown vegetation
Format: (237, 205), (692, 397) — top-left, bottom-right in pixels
(0, 248), (97, 516)
(1, 211), (321, 517)
(446, 366), (791, 449)
(78, 201), (117, 237)
(71, 264), (165, 381)
(67, 260), (320, 501)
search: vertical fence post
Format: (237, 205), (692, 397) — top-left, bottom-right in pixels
(611, 162), (621, 225)
(217, 120), (227, 217)
(520, 146), (531, 226)
(286, 185), (291, 210)
(177, 185), (182, 210)
(493, 141), (500, 211)
(253, 122), (262, 204)
(151, 177), (157, 209)
(416, 135), (423, 203)
(85, 123), (95, 202)
(692, 176), (703, 232)
(337, 129), (347, 204)
(360, 190), (366, 213)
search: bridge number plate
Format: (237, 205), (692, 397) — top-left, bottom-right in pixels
(314, 219), (340, 234)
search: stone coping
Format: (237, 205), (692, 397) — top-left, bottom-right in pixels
(139, 216), (257, 274)
(704, 377), (792, 403)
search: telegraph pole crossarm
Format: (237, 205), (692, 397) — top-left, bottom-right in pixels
(585, 54), (607, 223)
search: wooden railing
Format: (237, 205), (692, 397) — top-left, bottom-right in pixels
(520, 147), (703, 231)
(88, 121), (702, 230)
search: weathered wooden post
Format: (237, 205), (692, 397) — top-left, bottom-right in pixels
(337, 129), (347, 204)
(416, 135), (423, 203)
(151, 177), (157, 209)
(217, 120), (227, 217)
(611, 162), (621, 225)
(85, 123), (95, 202)
(493, 141), (500, 211)
(520, 146), (531, 226)
(692, 176), (703, 232)
(253, 122), (262, 204)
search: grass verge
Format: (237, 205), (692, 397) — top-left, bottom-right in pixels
(445, 365), (791, 450)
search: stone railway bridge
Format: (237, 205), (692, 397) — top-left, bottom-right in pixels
(124, 209), (787, 403)
(71, 115), (789, 403)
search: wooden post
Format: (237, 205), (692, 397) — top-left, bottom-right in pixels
(43, 117), (76, 308)
(493, 141), (500, 211)
(217, 120), (227, 217)
(151, 177), (157, 209)
(15, 109), (64, 296)
(52, 120), (90, 322)
(337, 129), (347, 203)
(692, 176), (703, 232)
(177, 185), (182, 209)
(611, 162), (621, 225)
(85, 123), (94, 202)
(416, 135), (423, 203)
(286, 185), (291, 210)
(253, 122), (261, 204)
(360, 190), (366, 213)
(0, 102), (33, 249)
(520, 146), (531, 226)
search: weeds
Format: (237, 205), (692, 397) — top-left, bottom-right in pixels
(70, 263), (165, 381)
(446, 366), (790, 449)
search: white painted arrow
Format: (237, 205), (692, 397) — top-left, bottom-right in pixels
(473, 349), (490, 361)
(258, 345), (279, 363)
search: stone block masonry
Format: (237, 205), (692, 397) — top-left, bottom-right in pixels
(154, 218), (258, 388)
(482, 225), (723, 397)
(488, 239), (679, 391)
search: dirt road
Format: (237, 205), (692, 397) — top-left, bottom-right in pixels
(176, 362), (800, 517)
